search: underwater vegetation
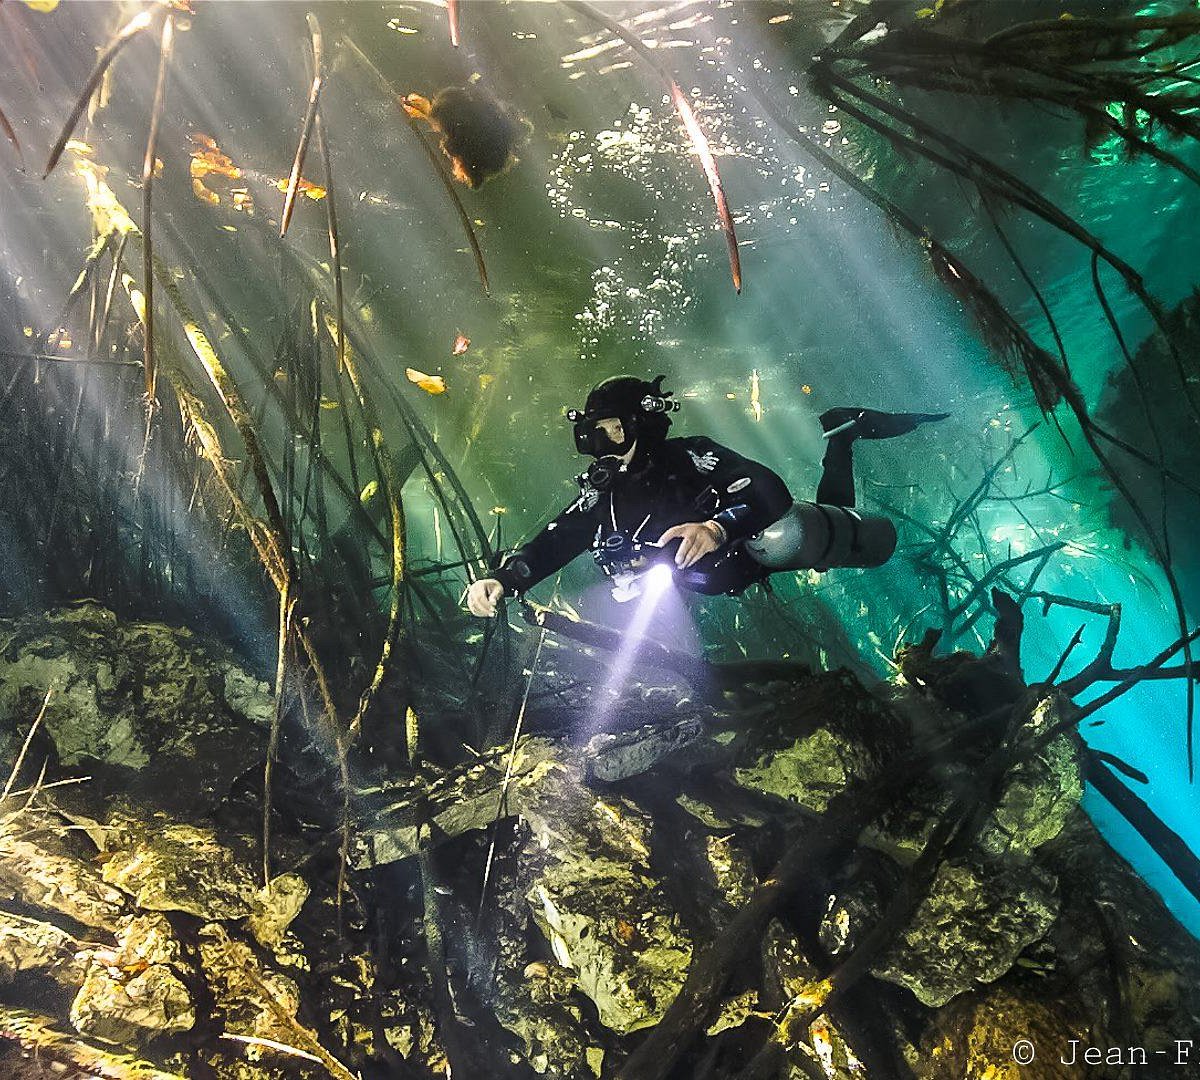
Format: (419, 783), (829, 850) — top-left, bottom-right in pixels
(2, 0), (1200, 1077)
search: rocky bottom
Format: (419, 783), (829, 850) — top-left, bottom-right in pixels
(0, 603), (1195, 1079)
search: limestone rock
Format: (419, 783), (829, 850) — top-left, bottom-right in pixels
(920, 985), (1087, 1079)
(0, 604), (272, 816)
(380, 999), (445, 1072)
(0, 1006), (187, 1079)
(529, 855), (691, 1035)
(871, 858), (1059, 1007)
(70, 961), (195, 1045)
(0, 819), (125, 930)
(100, 815), (259, 921)
(976, 698), (1083, 858)
(247, 873), (310, 950)
(197, 924), (304, 1048)
(703, 832), (757, 910)
(584, 717), (705, 782)
(0, 910), (89, 990)
(113, 914), (183, 970)
(735, 725), (869, 813)
(731, 672), (907, 813)
(495, 975), (594, 1078)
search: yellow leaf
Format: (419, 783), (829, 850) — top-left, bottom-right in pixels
(406, 368), (447, 395)
(21, 1), (60, 12)
(360, 480), (379, 505)
(319, 397), (340, 410)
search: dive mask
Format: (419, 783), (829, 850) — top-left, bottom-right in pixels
(567, 410), (635, 456)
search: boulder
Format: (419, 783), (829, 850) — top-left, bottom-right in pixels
(70, 962), (194, 1045)
(520, 766), (693, 1035)
(0, 819), (126, 930)
(69, 913), (195, 1046)
(98, 814), (306, 946)
(731, 671), (908, 813)
(0, 604), (272, 817)
(529, 856), (691, 1035)
(100, 814), (259, 921)
(867, 858), (1059, 1007)
(919, 985), (1086, 1079)
(0, 910), (90, 990)
(494, 970), (597, 1078)
(975, 697), (1083, 858)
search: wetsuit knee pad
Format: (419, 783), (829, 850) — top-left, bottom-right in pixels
(743, 502), (897, 572)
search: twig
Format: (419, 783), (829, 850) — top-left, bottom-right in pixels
(43, 7), (161, 178)
(219, 1033), (321, 1065)
(280, 12), (324, 239)
(564, 0), (741, 292)
(476, 625), (546, 922)
(140, 12), (174, 406)
(1046, 624), (1086, 685)
(1, 687), (52, 803)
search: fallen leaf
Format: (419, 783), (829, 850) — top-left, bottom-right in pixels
(452, 333), (470, 356)
(406, 368), (447, 395)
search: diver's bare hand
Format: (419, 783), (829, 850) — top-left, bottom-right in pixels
(657, 520), (726, 569)
(467, 578), (505, 617)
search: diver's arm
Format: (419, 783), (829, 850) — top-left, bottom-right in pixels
(683, 436), (793, 541)
(490, 494), (599, 597)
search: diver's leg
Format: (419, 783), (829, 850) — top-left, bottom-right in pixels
(817, 434), (856, 507)
(820, 407), (949, 439)
(816, 408), (949, 508)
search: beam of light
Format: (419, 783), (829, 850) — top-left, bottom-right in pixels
(588, 562), (675, 734)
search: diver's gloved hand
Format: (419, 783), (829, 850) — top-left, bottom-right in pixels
(466, 578), (505, 617)
(656, 520), (727, 569)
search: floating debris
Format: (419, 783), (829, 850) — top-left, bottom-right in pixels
(406, 368), (448, 395)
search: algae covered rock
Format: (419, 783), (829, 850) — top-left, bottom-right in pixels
(0, 819), (126, 930)
(0, 603), (272, 816)
(529, 856), (691, 1035)
(100, 814), (260, 921)
(976, 696), (1083, 858)
(519, 769), (693, 1035)
(869, 857), (1059, 1007)
(494, 971), (597, 1078)
(70, 961), (195, 1045)
(731, 671), (907, 812)
(0, 911), (90, 990)
(920, 985), (1086, 1079)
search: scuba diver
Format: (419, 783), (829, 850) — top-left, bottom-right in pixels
(465, 375), (947, 615)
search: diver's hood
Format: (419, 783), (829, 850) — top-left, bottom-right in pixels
(566, 374), (678, 456)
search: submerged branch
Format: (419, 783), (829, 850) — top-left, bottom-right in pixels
(563, 0), (742, 293)
(43, 7), (161, 179)
(340, 35), (490, 295)
(280, 12), (324, 239)
(0, 99), (24, 170)
(140, 13), (174, 405)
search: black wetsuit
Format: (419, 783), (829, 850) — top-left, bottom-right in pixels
(492, 435), (794, 597)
